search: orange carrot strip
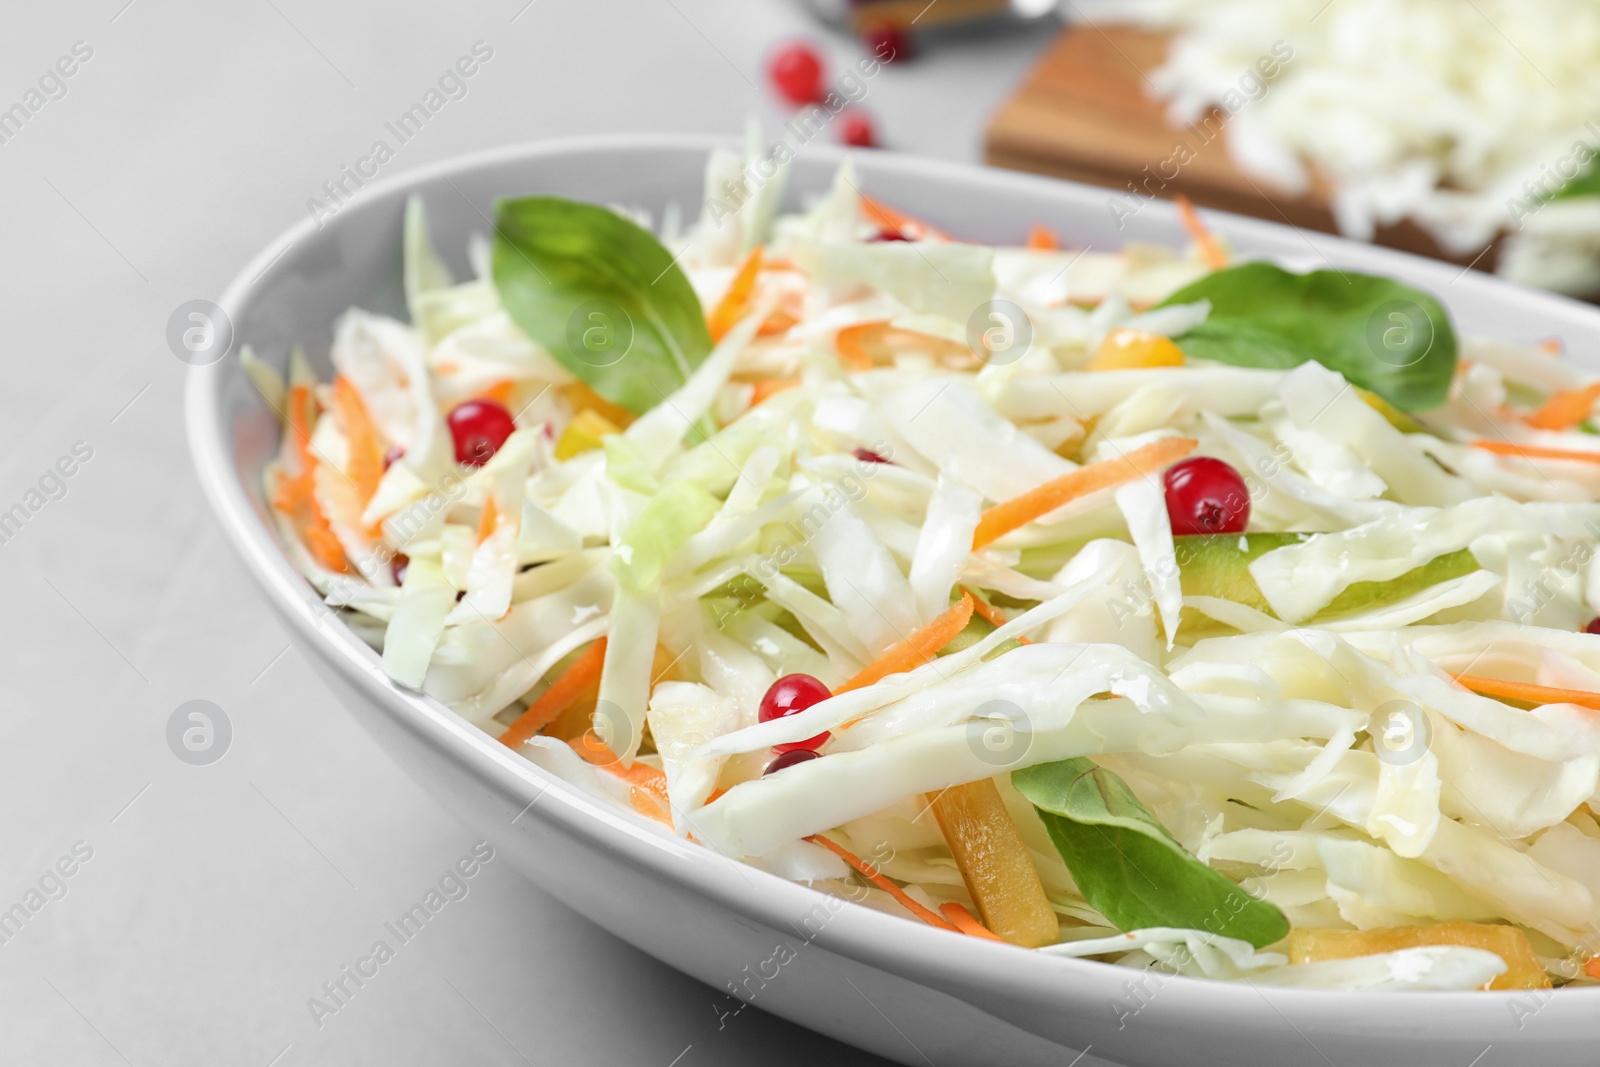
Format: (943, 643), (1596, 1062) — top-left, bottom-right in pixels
(939, 902), (1006, 942)
(750, 378), (800, 406)
(758, 308), (800, 337)
(1525, 382), (1600, 431)
(961, 587), (1031, 643)
(628, 784), (674, 826)
(1175, 195), (1227, 271)
(287, 383), (316, 466)
(807, 834), (960, 932)
(481, 379), (515, 407)
(568, 730), (674, 824)
(476, 497), (499, 544)
(964, 587), (1008, 629)
(1587, 955), (1600, 980)
(860, 194), (952, 242)
(302, 523), (349, 572)
(570, 731), (668, 788)
(1026, 224), (1059, 251)
(499, 638), (609, 749)
(1471, 440), (1600, 465)
(837, 594), (975, 694)
(275, 469), (348, 572)
(274, 384), (350, 573)
(1453, 674), (1600, 712)
(707, 246), (764, 342)
(1539, 337), (1564, 356)
(973, 437), (1199, 550)
(836, 321), (885, 370)
(331, 377), (385, 510)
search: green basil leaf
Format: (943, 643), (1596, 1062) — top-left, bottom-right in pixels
(1013, 758), (1289, 948)
(1550, 163), (1600, 202)
(1157, 261), (1457, 411)
(491, 197), (713, 416)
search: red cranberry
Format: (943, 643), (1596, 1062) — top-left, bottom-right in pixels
(1163, 456), (1251, 536)
(769, 42), (825, 105)
(382, 446), (405, 470)
(863, 23), (913, 63)
(765, 749), (821, 775)
(391, 553), (409, 585)
(447, 399), (516, 468)
(759, 673), (832, 753)
(1586, 618), (1600, 635)
(840, 111), (877, 148)
(869, 230), (910, 242)
(853, 447), (891, 464)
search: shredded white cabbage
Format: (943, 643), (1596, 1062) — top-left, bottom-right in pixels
(261, 151), (1600, 992)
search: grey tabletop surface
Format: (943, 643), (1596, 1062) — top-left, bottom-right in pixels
(0, 2), (1062, 1064)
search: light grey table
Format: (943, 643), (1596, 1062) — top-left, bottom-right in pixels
(0, 2), (1058, 1064)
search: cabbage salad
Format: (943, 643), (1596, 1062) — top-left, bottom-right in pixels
(253, 146), (1600, 992)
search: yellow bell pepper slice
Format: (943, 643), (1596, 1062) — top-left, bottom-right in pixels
(927, 779), (1058, 948)
(555, 408), (620, 461)
(1289, 922), (1550, 990)
(1086, 328), (1185, 371)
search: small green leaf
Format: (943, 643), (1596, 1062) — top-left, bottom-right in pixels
(1013, 758), (1289, 948)
(1550, 163), (1600, 202)
(1158, 262), (1458, 411)
(491, 197), (713, 417)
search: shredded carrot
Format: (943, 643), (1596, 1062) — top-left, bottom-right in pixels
(278, 475), (347, 572)
(939, 902), (1005, 942)
(628, 783), (674, 826)
(836, 321), (885, 371)
(330, 377), (385, 510)
(707, 246), (764, 342)
(476, 497), (499, 544)
(499, 638), (609, 749)
(1026, 224), (1059, 251)
(960, 586), (1029, 643)
(837, 594), (975, 694)
(1540, 337), (1565, 356)
(859, 193), (952, 242)
(481, 379), (515, 407)
(1587, 954), (1600, 980)
(272, 384), (349, 573)
(973, 437), (1198, 550)
(1525, 382), (1600, 431)
(749, 378), (800, 406)
(1175, 195), (1228, 271)
(567, 730), (675, 824)
(758, 308), (800, 337)
(1471, 440), (1600, 465)
(572, 731), (670, 789)
(807, 834), (960, 932)
(1453, 674), (1600, 712)
(964, 588), (1008, 629)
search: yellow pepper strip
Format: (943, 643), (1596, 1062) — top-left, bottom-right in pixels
(927, 779), (1058, 948)
(555, 408), (621, 460)
(1086, 328), (1185, 371)
(1289, 922), (1550, 991)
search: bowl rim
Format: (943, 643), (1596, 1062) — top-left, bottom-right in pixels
(184, 131), (1600, 1045)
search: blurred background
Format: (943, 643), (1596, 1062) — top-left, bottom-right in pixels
(4, 1), (1595, 1064)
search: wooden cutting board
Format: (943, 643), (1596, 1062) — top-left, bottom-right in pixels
(985, 25), (1495, 270)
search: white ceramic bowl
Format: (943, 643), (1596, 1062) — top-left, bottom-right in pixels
(186, 134), (1600, 1067)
